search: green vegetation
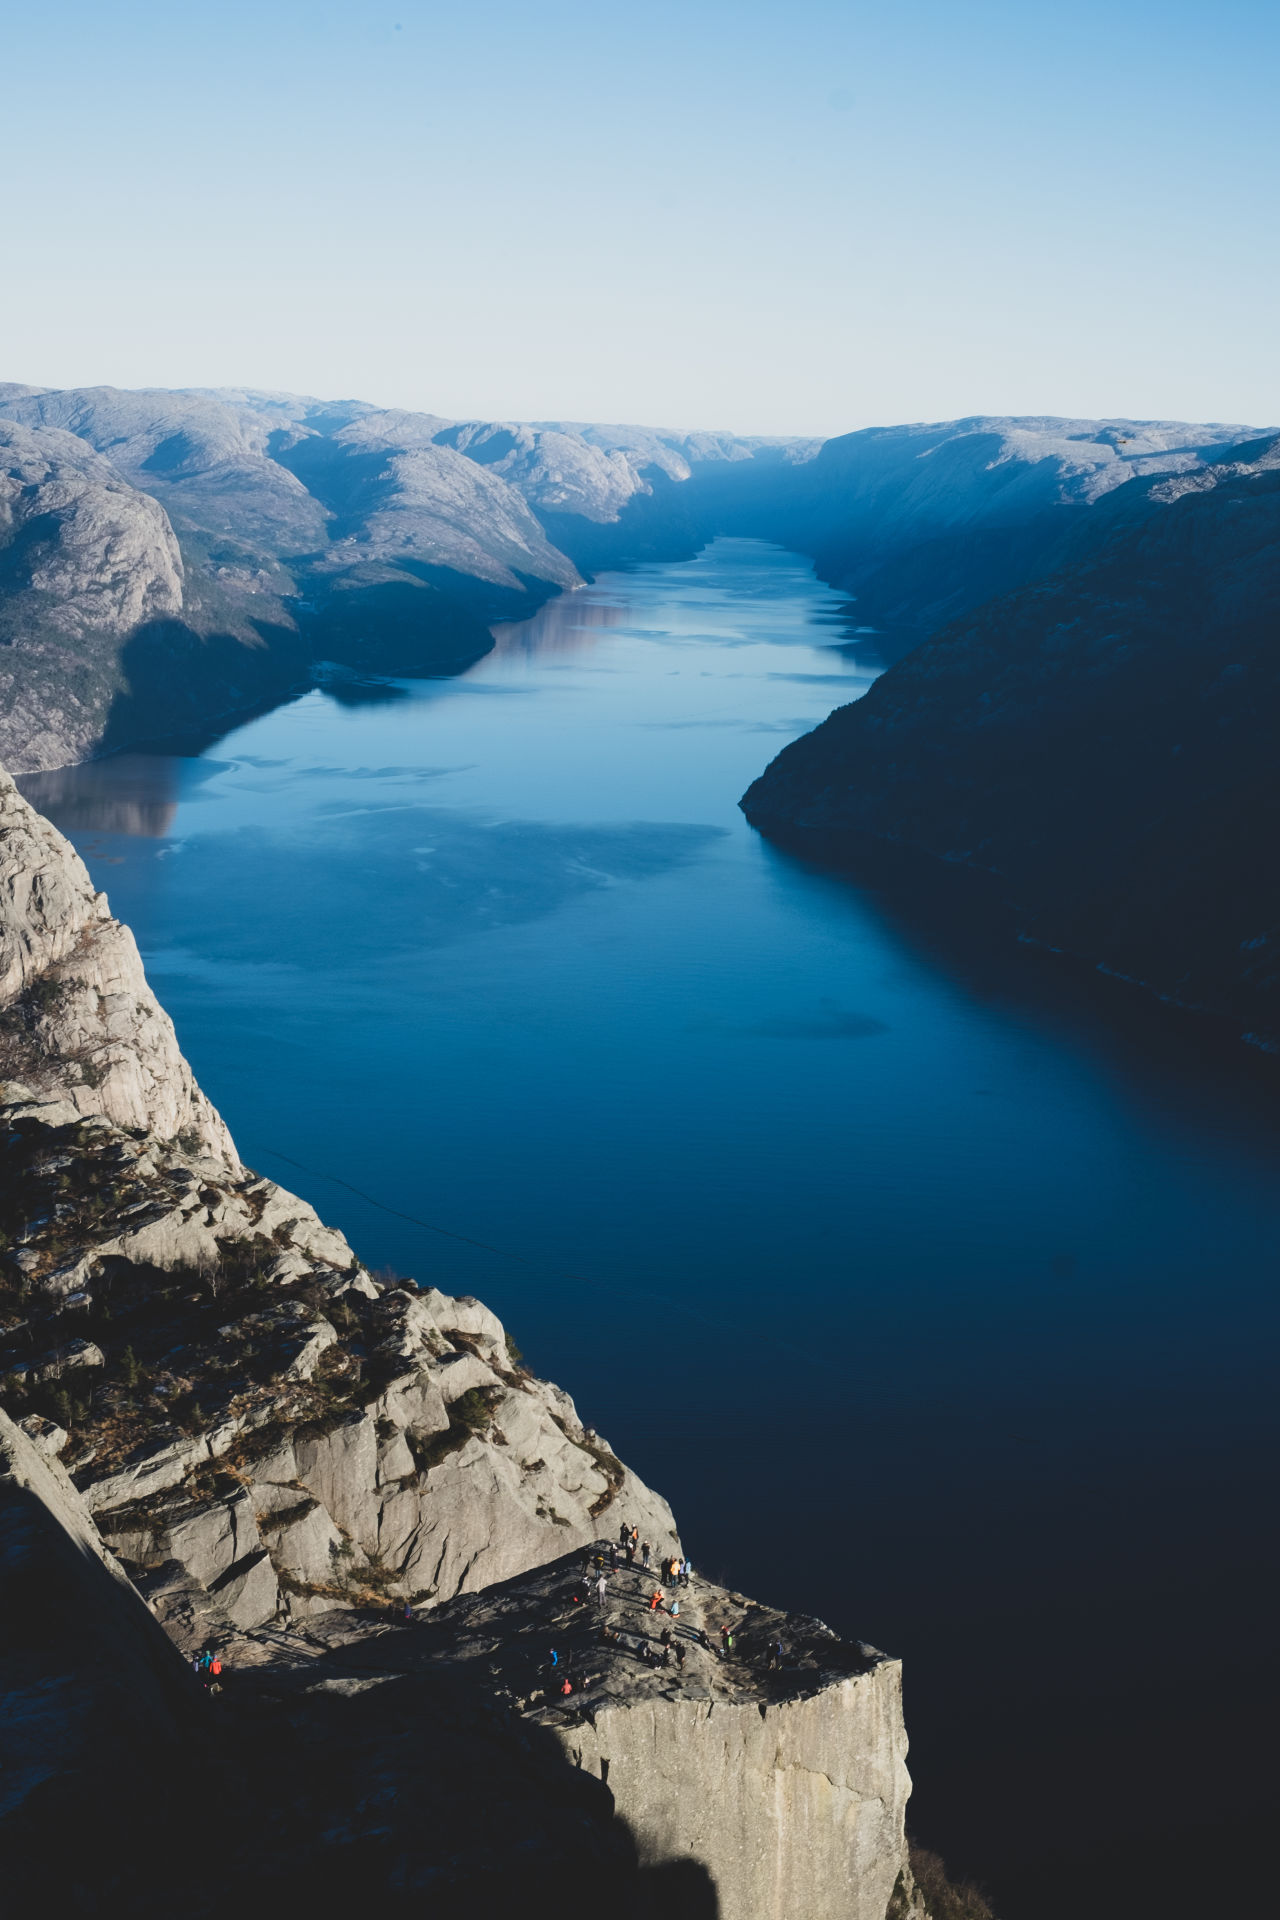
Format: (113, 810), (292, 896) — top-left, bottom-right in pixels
(407, 1386), (502, 1474)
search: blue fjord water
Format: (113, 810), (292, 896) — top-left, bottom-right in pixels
(23, 540), (1279, 1917)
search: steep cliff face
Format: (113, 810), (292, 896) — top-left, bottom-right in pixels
(0, 756), (924, 1917)
(2, 1417), (916, 1917)
(0, 761), (676, 1629)
(742, 437), (1280, 1045)
(330, 1548), (913, 1920)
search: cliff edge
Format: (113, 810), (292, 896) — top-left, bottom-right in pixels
(0, 759), (922, 1917)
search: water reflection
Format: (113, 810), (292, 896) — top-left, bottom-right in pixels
(489, 584), (631, 661)
(18, 754), (182, 838)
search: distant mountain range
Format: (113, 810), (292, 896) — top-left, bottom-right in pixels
(4, 384), (1277, 1044)
(3, 383), (1258, 773)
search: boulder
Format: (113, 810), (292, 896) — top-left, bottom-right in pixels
(17, 1413), (67, 1455)
(209, 1548), (279, 1630)
(293, 1411), (380, 1553)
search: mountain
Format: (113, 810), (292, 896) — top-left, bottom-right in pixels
(0, 385), (1267, 777)
(742, 434), (1280, 1047)
(0, 384), (818, 770)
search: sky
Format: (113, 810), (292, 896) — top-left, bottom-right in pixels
(3, 0), (1278, 435)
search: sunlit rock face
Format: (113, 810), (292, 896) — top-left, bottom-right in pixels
(0, 764), (233, 1156)
(0, 755), (676, 1628)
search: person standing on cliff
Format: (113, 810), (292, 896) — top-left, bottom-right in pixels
(625, 1539), (635, 1565)
(595, 1572), (609, 1607)
(641, 1541), (651, 1570)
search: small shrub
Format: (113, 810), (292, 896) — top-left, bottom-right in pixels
(452, 1386), (499, 1433)
(908, 1845), (996, 1920)
(26, 972), (71, 1016)
(409, 1423), (473, 1473)
(171, 1392), (207, 1432)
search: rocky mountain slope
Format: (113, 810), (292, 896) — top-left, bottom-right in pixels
(0, 755), (940, 1917)
(742, 434), (1280, 1047)
(1, 381), (1263, 773)
(0, 383), (819, 769)
(750, 415), (1267, 646)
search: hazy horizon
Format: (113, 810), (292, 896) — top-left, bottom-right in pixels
(5, 0), (1278, 434)
(1, 374), (1274, 446)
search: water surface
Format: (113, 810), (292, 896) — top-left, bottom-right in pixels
(25, 540), (1279, 1919)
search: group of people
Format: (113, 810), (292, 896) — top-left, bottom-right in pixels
(548, 1526), (783, 1705)
(191, 1648), (224, 1690)
(612, 1523), (693, 1589)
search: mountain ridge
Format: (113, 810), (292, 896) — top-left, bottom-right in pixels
(2, 384), (1266, 770)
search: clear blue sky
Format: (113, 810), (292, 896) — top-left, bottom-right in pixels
(5, 0), (1277, 433)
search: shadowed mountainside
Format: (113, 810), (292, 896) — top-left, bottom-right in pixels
(742, 434), (1280, 1047)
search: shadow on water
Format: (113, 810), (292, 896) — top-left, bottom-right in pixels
(746, 829), (1280, 1920)
(757, 827), (1280, 1131)
(18, 754), (184, 838)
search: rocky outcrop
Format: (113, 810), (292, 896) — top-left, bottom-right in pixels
(1, 1083), (678, 1630)
(0, 763), (234, 1156)
(742, 435), (1280, 1047)
(522, 1565), (910, 1920)
(211, 1547), (914, 1920)
(3, 1401), (919, 1916)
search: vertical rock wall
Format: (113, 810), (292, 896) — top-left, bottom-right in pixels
(557, 1666), (910, 1920)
